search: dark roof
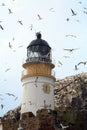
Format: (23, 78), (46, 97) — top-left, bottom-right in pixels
(27, 33), (51, 49)
(27, 39), (50, 48)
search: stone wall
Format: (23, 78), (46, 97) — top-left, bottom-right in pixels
(1, 109), (55, 130)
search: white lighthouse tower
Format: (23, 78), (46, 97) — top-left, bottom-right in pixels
(21, 33), (56, 115)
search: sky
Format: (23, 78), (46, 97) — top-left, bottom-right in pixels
(0, 0), (87, 116)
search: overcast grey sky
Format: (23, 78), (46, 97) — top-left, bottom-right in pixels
(0, 0), (87, 116)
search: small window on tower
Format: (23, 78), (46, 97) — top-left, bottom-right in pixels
(42, 83), (50, 94)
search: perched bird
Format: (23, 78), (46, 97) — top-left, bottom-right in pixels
(28, 101), (32, 105)
(77, 61), (87, 66)
(35, 76), (38, 87)
(8, 8), (13, 14)
(37, 14), (42, 20)
(18, 20), (23, 25)
(71, 9), (77, 16)
(15, 110), (20, 120)
(28, 101), (35, 105)
(63, 48), (78, 52)
(0, 24), (4, 30)
(35, 76), (38, 82)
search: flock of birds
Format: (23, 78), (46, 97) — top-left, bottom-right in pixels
(0, 0), (87, 117)
(0, 92), (18, 109)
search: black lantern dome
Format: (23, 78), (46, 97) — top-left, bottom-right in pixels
(26, 33), (52, 63)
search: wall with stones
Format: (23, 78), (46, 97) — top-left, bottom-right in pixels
(1, 109), (55, 130)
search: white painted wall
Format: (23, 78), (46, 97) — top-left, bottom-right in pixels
(21, 76), (54, 115)
(0, 124), (2, 130)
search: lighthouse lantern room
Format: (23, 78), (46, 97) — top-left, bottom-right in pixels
(21, 33), (56, 115)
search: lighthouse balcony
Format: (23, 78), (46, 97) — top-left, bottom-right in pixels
(26, 57), (52, 63)
(21, 69), (55, 80)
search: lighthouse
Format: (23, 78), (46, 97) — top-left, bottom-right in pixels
(21, 33), (56, 115)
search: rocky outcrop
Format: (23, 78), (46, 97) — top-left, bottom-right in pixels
(1, 109), (55, 130)
(54, 72), (87, 130)
(54, 72), (87, 110)
(1, 72), (87, 130)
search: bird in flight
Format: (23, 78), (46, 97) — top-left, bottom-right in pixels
(0, 97), (4, 100)
(12, 37), (15, 41)
(63, 56), (70, 58)
(83, 11), (87, 14)
(77, 61), (87, 66)
(75, 65), (79, 70)
(1, 3), (5, 6)
(5, 68), (11, 72)
(63, 48), (78, 52)
(5, 93), (15, 97)
(30, 24), (33, 30)
(65, 34), (76, 38)
(9, 42), (12, 48)
(0, 104), (4, 109)
(71, 9), (77, 16)
(18, 20), (23, 25)
(66, 18), (69, 21)
(49, 8), (55, 12)
(14, 96), (18, 101)
(84, 7), (87, 10)
(8, 9), (13, 14)
(78, 1), (82, 4)
(0, 24), (4, 30)
(37, 14), (42, 20)
(60, 123), (69, 129)
(18, 45), (23, 48)
(76, 20), (80, 22)
(58, 61), (63, 66)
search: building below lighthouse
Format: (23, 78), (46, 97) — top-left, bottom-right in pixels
(21, 32), (56, 115)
